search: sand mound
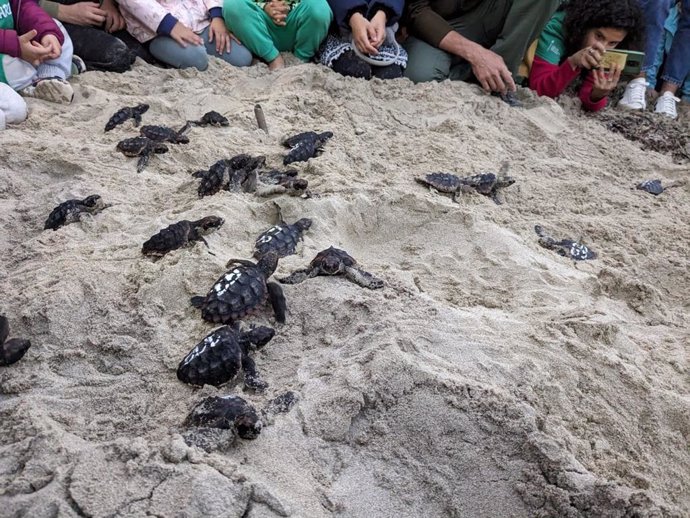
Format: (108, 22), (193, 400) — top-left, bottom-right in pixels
(1, 59), (688, 517)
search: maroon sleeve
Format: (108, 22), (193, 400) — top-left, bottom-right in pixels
(0, 28), (21, 57)
(579, 72), (608, 112)
(529, 56), (580, 98)
(13, 0), (64, 46)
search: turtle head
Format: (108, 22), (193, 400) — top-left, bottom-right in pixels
(235, 413), (262, 440)
(295, 218), (313, 231)
(135, 104), (150, 115)
(195, 216), (225, 235)
(498, 175), (516, 187)
(82, 195), (107, 213)
(292, 179), (309, 191)
(319, 131), (334, 142)
(257, 251), (279, 277)
(319, 248), (347, 275)
(242, 325), (275, 349)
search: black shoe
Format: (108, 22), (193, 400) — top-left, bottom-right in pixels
(371, 64), (404, 80)
(331, 51), (371, 79)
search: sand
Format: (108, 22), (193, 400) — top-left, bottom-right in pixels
(1, 57), (689, 517)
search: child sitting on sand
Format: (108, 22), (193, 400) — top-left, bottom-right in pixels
(318, 0), (407, 79)
(529, 0), (644, 112)
(117, 0), (252, 70)
(1, 0), (78, 103)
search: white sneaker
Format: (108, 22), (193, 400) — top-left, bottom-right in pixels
(654, 91), (679, 119)
(619, 77), (647, 110)
(20, 77), (74, 104)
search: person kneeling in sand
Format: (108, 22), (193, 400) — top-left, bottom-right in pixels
(402, 0), (560, 96)
(1, 0), (78, 104)
(223, 0), (332, 70)
(0, 82), (27, 129)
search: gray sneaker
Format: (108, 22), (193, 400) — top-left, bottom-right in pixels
(20, 77), (74, 104)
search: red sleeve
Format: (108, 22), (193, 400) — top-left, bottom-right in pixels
(15, 0), (64, 46)
(579, 72), (608, 112)
(529, 56), (580, 98)
(0, 29), (21, 58)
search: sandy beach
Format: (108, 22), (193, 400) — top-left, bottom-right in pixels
(1, 57), (689, 517)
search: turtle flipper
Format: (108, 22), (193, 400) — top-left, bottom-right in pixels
(241, 354), (268, 392)
(242, 170), (258, 193)
(190, 296), (206, 308)
(262, 391), (298, 418)
(136, 152), (150, 173)
(1, 338), (31, 366)
(225, 258), (257, 268)
(278, 268), (315, 285)
(344, 267), (384, 289)
(0, 315), (9, 344)
(266, 282), (286, 323)
(133, 112), (142, 127)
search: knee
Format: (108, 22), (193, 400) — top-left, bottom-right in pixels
(1, 86), (28, 124)
(231, 44), (254, 67)
(296, 0), (332, 27)
(224, 0), (255, 24)
(184, 46), (209, 71)
(404, 40), (450, 82)
(107, 41), (135, 73)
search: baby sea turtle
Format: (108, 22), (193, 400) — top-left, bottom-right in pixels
(227, 154), (267, 192)
(0, 315), (31, 367)
(535, 225), (596, 261)
(105, 103), (149, 132)
(279, 246), (383, 289)
(142, 216), (224, 257)
(192, 155), (266, 197)
(416, 165), (515, 204)
(248, 169), (309, 197)
(191, 252), (286, 324)
(116, 136), (168, 172)
(44, 194), (109, 231)
(636, 179), (683, 195)
(253, 218), (312, 259)
(189, 111), (229, 127)
(140, 122), (191, 144)
(282, 131), (333, 165)
(193, 159), (232, 197)
(177, 324), (275, 390)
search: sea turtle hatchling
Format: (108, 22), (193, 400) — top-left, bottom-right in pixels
(636, 179), (683, 195)
(142, 216), (224, 257)
(140, 122), (191, 144)
(279, 246), (383, 289)
(192, 155), (265, 197)
(0, 315), (31, 367)
(44, 194), (109, 231)
(253, 218), (312, 259)
(246, 169), (309, 197)
(116, 136), (168, 172)
(105, 103), (149, 132)
(189, 111), (229, 127)
(416, 162), (515, 204)
(191, 251), (287, 324)
(535, 225), (596, 261)
(282, 131), (333, 165)
(177, 324), (275, 390)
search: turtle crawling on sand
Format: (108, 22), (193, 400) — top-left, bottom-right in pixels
(253, 218), (312, 259)
(280, 246), (383, 289)
(140, 122), (191, 144)
(244, 168), (309, 197)
(191, 252), (287, 324)
(44, 194), (109, 231)
(177, 324), (275, 390)
(227, 154), (267, 192)
(535, 225), (596, 261)
(189, 111), (229, 127)
(105, 104), (149, 132)
(117, 136), (168, 172)
(0, 315), (31, 367)
(282, 131), (333, 165)
(192, 155), (266, 197)
(636, 179), (683, 195)
(142, 216), (224, 257)
(416, 163), (515, 204)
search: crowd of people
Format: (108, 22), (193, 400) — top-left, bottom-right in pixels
(1, 0), (688, 130)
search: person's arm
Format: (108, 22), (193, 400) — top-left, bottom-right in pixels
(578, 72), (608, 111)
(15, 0), (64, 44)
(0, 28), (21, 57)
(528, 55), (579, 98)
(370, 0), (402, 25)
(203, 0), (223, 20)
(405, 0), (453, 47)
(37, 0), (60, 19)
(118, 0), (174, 35)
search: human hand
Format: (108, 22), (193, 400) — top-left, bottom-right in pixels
(590, 64), (622, 101)
(101, 0), (126, 32)
(170, 22), (203, 47)
(350, 13), (378, 55)
(19, 30), (52, 65)
(208, 17), (236, 54)
(568, 42), (605, 70)
(264, 1), (289, 26)
(57, 2), (107, 26)
(370, 10), (387, 48)
(469, 45), (515, 93)
(40, 34), (62, 60)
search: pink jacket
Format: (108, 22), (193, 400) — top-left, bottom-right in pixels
(0, 0), (64, 58)
(118, 0), (222, 43)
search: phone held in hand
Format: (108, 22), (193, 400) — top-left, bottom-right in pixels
(600, 50), (645, 75)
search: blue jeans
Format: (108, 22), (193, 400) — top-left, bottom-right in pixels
(639, 0), (690, 87)
(149, 25), (253, 70)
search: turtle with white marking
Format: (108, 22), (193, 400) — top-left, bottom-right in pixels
(535, 225), (596, 261)
(44, 194), (109, 231)
(116, 136), (168, 172)
(0, 315), (31, 367)
(177, 324), (275, 390)
(142, 216), (224, 257)
(190, 251), (286, 324)
(253, 218), (312, 259)
(279, 246), (383, 289)
(282, 131), (333, 165)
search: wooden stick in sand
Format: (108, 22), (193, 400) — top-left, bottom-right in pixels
(254, 104), (268, 134)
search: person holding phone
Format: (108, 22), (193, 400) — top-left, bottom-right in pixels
(529, 0), (644, 112)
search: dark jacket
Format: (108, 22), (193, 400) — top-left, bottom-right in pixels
(404, 0), (480, 46)
(0, 0), (64, 58)
(328, 0), (404, 29)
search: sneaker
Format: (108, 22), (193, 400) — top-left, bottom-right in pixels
(654, 91), (679, 119)
(71, 55), (87, 76)
(619, 77), (647, 110)
(20, 77), (74, 104)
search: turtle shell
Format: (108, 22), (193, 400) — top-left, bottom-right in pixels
(117, 137), (150, 156)
(637, 179), (663, 195)
(254, 223), (304, 259)
(193, 160), (230, 197)
(459, 173), (498, 194)
(177, 326), (243, 386)
(416, 173), (463, 193)
(198, 264), (269, 323)
(200, 111), (229, 127)
(312, 247), (356, 274)
(142, 220), (194, 256)
(44, 199), (81, 230)
(185, 395), (261, 439)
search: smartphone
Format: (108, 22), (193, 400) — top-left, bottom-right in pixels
(600, 50), (645, 75)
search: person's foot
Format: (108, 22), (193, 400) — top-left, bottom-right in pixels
(619, 77), (647, 110)
(268, 55), (285, 71)
(71, 55), (87, 76)
(20, 77), (74, 104)
(654, 91), (680, 119)
(371, 64), (404, 80)
(331, 51), (371, 79)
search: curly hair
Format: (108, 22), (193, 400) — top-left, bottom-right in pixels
(560, 0), (645, 56)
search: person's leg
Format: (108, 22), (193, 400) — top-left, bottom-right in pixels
(35, 20), (74, 81)
(198, 25), (253, 67)
(288, 0), (332, 61)
(61, 23), (134, 73)
(224, 0), (281, 64)
(0, 83), (28, 129)
(113, 30), (159, 65)
(655, 0), (690, 118)
(403, 37), (453, 82)
(148, 36), (209, 70)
